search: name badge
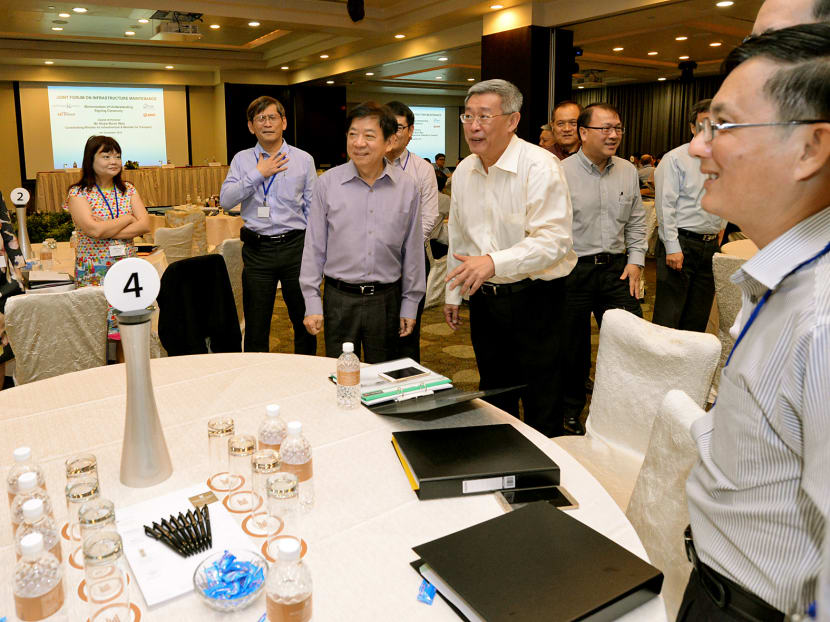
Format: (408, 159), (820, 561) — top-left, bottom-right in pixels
(109, 244), (127, 257)
(257, 205), (270, 219)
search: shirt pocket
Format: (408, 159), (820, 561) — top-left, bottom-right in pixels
(616, 191), (634, 227)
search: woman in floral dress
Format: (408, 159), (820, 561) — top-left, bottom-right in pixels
(0, 191), (26, 385)
(64, 135), (150, 336)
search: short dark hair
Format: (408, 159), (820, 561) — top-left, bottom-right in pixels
(577, 102), (620, 129)
(552, 100), (582, 118)
(435, 153), (445, 160)
(723, 23), (830, 121)
(346, 101), (398, 139)
(688, 98), (712, 127)
(70, 135), (126, 193)
(247, 96), (286, 122)
(815, 0), (830, 20)
(385, 101), (414, 127)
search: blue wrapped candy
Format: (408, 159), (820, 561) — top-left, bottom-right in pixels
(200, 550), (265, 601)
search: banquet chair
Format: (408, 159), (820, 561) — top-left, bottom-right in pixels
(625, 389), (706, 621)
(214, 238), (244, 333)
(553, 309), (720, 511)
(4, 286), (109, 384)
(424, 241), (448, 309)
(711, 253), (746, 392)
(165, 205), (207, 255)
(154, 222), (194, 264)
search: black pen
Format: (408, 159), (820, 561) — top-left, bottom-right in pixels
(201, 504), (212, 548)
(144, 524), (185, 557)
(181, 511), (200, 547)
(173, 513), (196, 552)
(160, 518), (192, 555)
(187, 509), (205, 552)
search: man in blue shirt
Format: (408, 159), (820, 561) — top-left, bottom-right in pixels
(220, 96), (318, 354)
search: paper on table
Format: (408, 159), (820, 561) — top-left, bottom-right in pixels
(117, 484), (259, 607)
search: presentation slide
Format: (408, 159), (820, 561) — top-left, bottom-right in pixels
(409, 106), (445, 163)
(47, 85), (167, 168)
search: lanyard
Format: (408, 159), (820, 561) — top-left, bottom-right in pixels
(724, 239), (830, 368)
(256, 152), (278, 198)
(401, 150), (411, 171)
(95, 184), (119, 219)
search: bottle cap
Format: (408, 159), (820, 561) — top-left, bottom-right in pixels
(18, 471), (37, 491)
(13, 446), (32, 462)
(342, 342), (354, 353)
(286, 421), (302, 436)
(277, 537), (301, 561)
(266, 404), (281, 417)
(22, 498), (44, 522)
(20, 532), (44, 558)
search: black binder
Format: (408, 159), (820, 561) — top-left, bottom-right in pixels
(391, 424), (559, 500)
(412, 501), (663, 622)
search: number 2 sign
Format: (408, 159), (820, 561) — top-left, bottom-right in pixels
(103, 257), (161, 312)
(10, 187), (31, 206)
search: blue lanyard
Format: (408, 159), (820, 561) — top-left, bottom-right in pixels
(95, 184), (119, 219)
(401, 150), (411, 171)
(724, 239), (830, 368)
(256, 152), (278, 198)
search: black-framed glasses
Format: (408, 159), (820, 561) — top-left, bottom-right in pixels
(459, 112), (513, 125)
(253, 113), (283, 124)
(396, 124), (411, 133)
(696, 117), (830, 142)
(582, 125), (625, 135)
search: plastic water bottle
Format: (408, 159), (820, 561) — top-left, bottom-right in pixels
(258, 404), (287, 452)
(11, 472), (53, 528)
(280, 422), (313, 510)
(336, 342), (360, 409)
(7, 446), (47, 508)
(13, 532), (65, 621)
(16, 499), (61, 562)
(266, 538), (312, 622)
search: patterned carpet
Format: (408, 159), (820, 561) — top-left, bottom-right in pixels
(269, 259), (658, 425)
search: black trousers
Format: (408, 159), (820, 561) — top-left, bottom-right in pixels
(241, 229), (317, 355)
(561, 257), (642, 421)
(323, 280), (402, 364)
(397, 248), (430, 363)
(653, 236), (719, 332)
(469, 278), (567, 437)
(677, 569), (763, 621)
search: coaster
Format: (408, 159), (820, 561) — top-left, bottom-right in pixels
(69, 544), (84, 570)
(262, 535), (307, 563)
(87, 601), (141, 622)
(222, 490), (262, 514)
(61, 521), (81, 542)
(206, 472), (244, 494)
(242, 513), (283, 538)
(78, 572), (131, 602)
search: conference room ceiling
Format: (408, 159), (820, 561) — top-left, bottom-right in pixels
(0, 0), (763, 91)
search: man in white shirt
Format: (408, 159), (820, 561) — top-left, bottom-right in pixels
(652, 99), (725, 332)
(385, 101), (441, 363)
(443, 79), (576, 437)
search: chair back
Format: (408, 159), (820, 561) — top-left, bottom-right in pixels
(165, 206), (207, 255)
(5, 287), (109, 384)
(586, 309), (720, 458)
(712, 252), (746, 390)
(215, 238), (243, 328)
(154, 222), (194, 264)
(626, 389), (706, 620)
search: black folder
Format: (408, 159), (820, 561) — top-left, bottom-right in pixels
(391, 424), (559, 500)
(412, 501), (663, 622)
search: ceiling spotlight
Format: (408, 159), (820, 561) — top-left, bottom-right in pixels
(716, 1), (734, 6)
(394, 34), (405, 39)
(320, 54), (329, 59)
(51, 26), (63, 31)
(467, 78), (475, 81)
(210, 24), (220, 29)
(435, 76), (443, 80)
(709, 42), (722, 47)
(165, 65), (174, 69)
(490, 4), (504, 8)
(675, 36), (688, 41)
(58, 12), (70, 17)
(280, 66), (289, 70)
(326, 80), (334, 84)
(44, 60), (54, 64)
(138, 18), (149, 24)
(658, 77), (667, 81)
(72, 7), (87, 13)
(248, 21), (260, 27)
(365, 72), (374, 76)
(679, 55), (690, 60)
(577, 86), (585, 89)
(647, 51), (658, 55)
(125, 31), (135, 36)
(612, 47), (624, 52)
(438, 56), (448, 61)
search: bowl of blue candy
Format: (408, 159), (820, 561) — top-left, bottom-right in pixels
(193, 549), (268, 611)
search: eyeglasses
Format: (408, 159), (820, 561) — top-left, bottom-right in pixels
(459, 112), (513, 125)
(97, 154), (122, 161)
(396, 124), (411, 133)
(696, 117), (830, 142)
(253, 113), (282, 124)
(554, 120), (578, 128)
(582, 125), (625, 135)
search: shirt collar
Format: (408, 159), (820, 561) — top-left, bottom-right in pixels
(390, 149), (411, 169)
(733, 206), (830, 294)
(575, 147), (614, 175)
(254, 140), (289, 158)
(341, 159), (396, 185)
(472, 134), (521, 175)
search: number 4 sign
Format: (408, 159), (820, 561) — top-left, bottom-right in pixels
(103, 257), (161, 312)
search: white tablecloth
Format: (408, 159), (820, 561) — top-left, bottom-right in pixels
(0, 353), (667, 621)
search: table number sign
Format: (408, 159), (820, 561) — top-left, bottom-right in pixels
(103, 257), (160, 312)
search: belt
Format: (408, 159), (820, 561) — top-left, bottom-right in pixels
(576, 253), (626, 265)
(325, 277), (399, 296)
(477, 279), (535, 297)
(684, 527), (784, 622)
(240, 227), (304, 244)
(678, 229), (719, 243)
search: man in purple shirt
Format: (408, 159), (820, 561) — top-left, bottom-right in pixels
(220, 96), (318, 355)
(300, 101), (425, 363)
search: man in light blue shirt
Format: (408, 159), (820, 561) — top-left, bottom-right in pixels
(653, 99), (726, 332)
(220, 95), (318, 354)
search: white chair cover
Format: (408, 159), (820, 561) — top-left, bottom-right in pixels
(5, 287), (109, 384)
(165, 206), (207, 256)
(554, 309), (720, 510)
(214, 237), (244, 331)
(626, 389), (706, 620)
(154, 223), (194, 264)
(711, 252), (746, 391)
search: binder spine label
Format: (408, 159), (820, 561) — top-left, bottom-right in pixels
(462, 475), (516, 494)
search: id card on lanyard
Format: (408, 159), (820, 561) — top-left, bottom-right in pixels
(257, 152), (278, 219)
(96, 185), (126, 257)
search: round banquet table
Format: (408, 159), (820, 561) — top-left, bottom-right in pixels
(0, 353), (667, 621)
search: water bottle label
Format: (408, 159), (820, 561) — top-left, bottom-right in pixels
(282, 461), (313, 482)
(14, 580), (64, 621)
(337, 369), (360, 386)
(266, 593), (312, 622)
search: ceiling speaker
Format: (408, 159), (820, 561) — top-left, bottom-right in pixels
(347, 0), (365, 22)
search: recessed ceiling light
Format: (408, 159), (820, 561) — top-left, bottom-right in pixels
(438, 57), (448, 61)
(710, 42), (722, 47)
(467, 78), (475, 81)
(320, 54), (329, 59)
(435, 76), (443, 80)
(716, 1), (734, 6)
(326, 80), (334, 84)
(138, 18), (149, 24)
(365, 72), (374, 76)
(490, 4), (504, 8)
(280, 66), (289, 70)
(394, 34), (405, 39)
(577, 86), (585, 89)
(658, 77), (667, 81)
(679, 55), (690, 60)
(51, 26), (63, 31)
(125, 31), (135, 36)
(647, 51), (658, 55)
(613, 47), (624, 52)
(44, 60), (54, 64)
(675, 36), (688, 41)
(248, 21), (260, 27)
(72, 7), (87, 13)
(58, 12), (70, 17)
(210, 24), (220, 29)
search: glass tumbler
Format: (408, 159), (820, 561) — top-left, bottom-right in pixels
(65, 454), (98, 488)
(65, 478), (100, 542)
(83, 530), (130, 622)
(266, 472), (299, 537)
(207, 416), (235, 492)
(249, 450), (281, 536)
(225, 435), (256, 512)
(79, 498), (116, 544)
